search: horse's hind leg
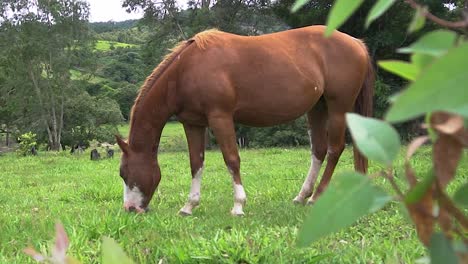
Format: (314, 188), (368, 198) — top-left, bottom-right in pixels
(307, 106), (347, 204)
(208, 114), (246, 216)
(179, 124), (206, 216)
(293, 102), (328, 204)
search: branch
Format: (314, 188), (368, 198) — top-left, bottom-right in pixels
(436, 185), (468, 230)
(382, 170), (404, 198)
(404, 0), (468, 29)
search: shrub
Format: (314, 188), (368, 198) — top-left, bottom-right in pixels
(16, 132), (37, 156)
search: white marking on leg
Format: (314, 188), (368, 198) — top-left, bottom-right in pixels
(227, 166), (246, 216)
(293, 154), (323, 204)
(123, 183), (144, 210)
(179, 165), (203, 215)
(231, 183), (246, 216)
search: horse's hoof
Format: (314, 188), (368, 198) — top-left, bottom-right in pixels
(293, 196), (306, 205)
(178, 209), (192, 216)
(306, 197), (316, 205)
(231, 209), (245, 216)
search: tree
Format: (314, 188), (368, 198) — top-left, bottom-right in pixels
(62, 88), (123, 147)
(0, 0), (94, 150)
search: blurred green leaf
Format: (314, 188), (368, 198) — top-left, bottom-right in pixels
(290, 0), (310, 13)
(453, 183), (468, 209)
(297, 171), (390, 246)
(378, 60), (419, 81)
(429, 233), (458, 264)
(346, 113), (401, 166)
(398, 30), (457, 57)
(411, 53), (434, 69)
(325, 0), (364, 36)
(102, 237), (134, 264)
(407, 6), (426, 33)
(365, 0), (396, 28)
(386, 43), (468, 123)
(404, 171), (435, 204)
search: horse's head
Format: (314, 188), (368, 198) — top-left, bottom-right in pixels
(116, 136), (161, 213)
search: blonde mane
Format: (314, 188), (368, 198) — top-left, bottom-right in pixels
(192, 29), (221, 50)
(131, 40), (192, 118)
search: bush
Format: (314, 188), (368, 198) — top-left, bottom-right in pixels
(16, 132), (37, 156)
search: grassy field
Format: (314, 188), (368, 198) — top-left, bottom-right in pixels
(0, 123), (466, 263)
(95, 40), (137, 51)
(118, 122), (187, 152)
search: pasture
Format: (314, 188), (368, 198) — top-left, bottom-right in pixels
(94, 40), (138, 51)
(0, 122), (466, 263)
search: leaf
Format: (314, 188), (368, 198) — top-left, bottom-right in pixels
(297, 171), (390, 246)
(378, 60), (419, 81)
(429, 233), (458, 264)
(51, 222), (69, 264)
(346, 113), (400, 166)
(365, 0), (396, 28)
(66, 256), (83, 264)
(325, 0), (364, 37)
(411, 53), (434, 70)
(404, 136), (429, 188)
(405, 182), (434, 246)
(407, 6), (426, 33)
(23, 247), (46, 262)
(406, 136), (429, 162)
(102, 237), (135, 264)
(405, 171), (435, 204)
(431, 113), (464, 188)
(432, 113), (464, 135)
(453, 183), (468, 209)
(386, 44), (468, 123)
(290, 0), (311, 13)
(398, 30), (457, 57)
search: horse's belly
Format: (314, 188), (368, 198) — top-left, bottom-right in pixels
(233, 92), (320, 127)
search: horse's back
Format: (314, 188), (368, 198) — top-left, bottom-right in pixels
(175, 26), (369, 126)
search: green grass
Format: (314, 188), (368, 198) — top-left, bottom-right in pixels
(0, 124), (466, 263)
(118, 122), (187, 152)
(70, 69), (108, 84)
(95, 40), (137, 51)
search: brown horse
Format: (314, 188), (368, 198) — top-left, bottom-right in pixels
(116, 25), (374, 215)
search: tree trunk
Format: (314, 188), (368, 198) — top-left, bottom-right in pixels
(28, 62), (55, 148)
(6, 131), (9, 147)
(201, 0), (211, 9)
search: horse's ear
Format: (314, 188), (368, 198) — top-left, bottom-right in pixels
(115, 135), (129, 154)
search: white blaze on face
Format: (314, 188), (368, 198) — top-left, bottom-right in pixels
(123, 183), (144, 210)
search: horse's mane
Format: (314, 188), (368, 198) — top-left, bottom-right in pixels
(192, 29), (221, 50)
(129, 29), (222, 136)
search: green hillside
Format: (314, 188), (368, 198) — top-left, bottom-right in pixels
(94, 40), (138, 51)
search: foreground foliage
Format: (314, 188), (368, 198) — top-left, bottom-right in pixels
(293, 0), (468, 262)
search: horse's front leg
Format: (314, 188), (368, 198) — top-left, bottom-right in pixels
(179, 124), (206, 216)
(208, 115), (246, 216)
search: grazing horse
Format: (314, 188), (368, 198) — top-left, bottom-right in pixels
(116, 25), (374, 215)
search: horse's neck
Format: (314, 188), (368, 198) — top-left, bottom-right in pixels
(128, 120), (165, 153)
(128, 93), (171, 154)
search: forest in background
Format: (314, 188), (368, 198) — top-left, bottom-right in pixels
(0, 0), (464, 150)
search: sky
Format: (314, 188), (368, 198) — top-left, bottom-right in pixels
(87, 0), (144, 22)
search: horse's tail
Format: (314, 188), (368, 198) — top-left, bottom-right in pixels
(353, 42), (375, 174)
